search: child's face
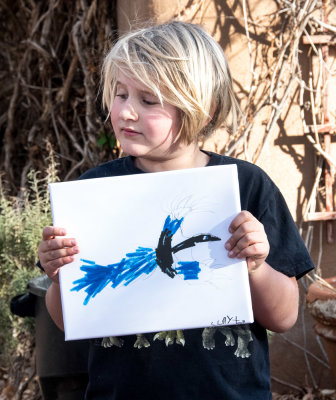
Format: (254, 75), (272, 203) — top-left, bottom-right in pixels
(110, 72), (183, 167)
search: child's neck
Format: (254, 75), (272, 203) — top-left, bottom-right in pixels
(134, 146), (210, 173)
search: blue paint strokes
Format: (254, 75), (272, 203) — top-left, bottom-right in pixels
(80, 259), (95, 265)
(71, 247), (157, 305)
(176, 261), (201, 280)
(163, 215), (183, 236)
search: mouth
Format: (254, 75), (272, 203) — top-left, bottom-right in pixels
(121, 128), (141, 137)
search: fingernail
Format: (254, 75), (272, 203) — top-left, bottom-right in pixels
(60, 229), (66, 235)
(225, 242), (231, 250)
(73, 246), (79, 253)
(70, 240), (76, 246)
(228, 251), (234, 257)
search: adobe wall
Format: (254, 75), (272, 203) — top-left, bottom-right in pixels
(116, 0), (336, 393)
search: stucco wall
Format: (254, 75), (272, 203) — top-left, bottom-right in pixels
(116, 0), (336, 392)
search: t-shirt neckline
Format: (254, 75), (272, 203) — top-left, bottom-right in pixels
(123, 151), (220, 174)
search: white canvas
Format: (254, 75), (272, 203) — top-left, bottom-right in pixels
(49, 164), (254, 340)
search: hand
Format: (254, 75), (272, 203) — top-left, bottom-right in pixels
(225, 211), (269, 272)
(38, 226), (79, 283)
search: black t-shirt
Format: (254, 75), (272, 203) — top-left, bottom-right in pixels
(80, 151), (314, 400)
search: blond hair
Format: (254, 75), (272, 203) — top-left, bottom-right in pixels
(102, 20), (239, 143)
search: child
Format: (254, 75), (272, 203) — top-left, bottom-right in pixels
(38, 21), (314, 400)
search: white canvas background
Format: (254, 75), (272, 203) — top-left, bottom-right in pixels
(49, 165), (254, 340)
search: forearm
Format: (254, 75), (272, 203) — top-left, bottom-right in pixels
(249, 262), (299, 333)
(46, 282), (64, 331)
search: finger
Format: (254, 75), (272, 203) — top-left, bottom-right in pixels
(44, 255), (75, 272)
(42, 226), (67, 240)
(228, 211), (255, 233)
(44, 245), (79, 262)
(225, 221), (262, 251)
(39, 237), (77, 254)
(227, 232), (267, 258)
(235, 242), (269, 260)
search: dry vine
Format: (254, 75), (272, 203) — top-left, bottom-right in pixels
(221, 0), (334, 164)
(0, 0), (119, 194)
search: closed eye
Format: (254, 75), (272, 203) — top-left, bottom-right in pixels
(143, 99), (158, 105)
(116, 93), (127, 100)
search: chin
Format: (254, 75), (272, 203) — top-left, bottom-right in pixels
(119, 144), (148, 158)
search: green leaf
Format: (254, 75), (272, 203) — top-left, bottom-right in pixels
(97, 135), (107, 148)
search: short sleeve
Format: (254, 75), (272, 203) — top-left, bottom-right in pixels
(259, 182), (314, 279)
(235, 159), (315, 280)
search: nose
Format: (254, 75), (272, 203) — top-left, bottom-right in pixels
(119, 100), (138, 121)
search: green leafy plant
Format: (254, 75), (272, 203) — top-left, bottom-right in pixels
(97, 130), (116, 149)
(0, 150), (58, 361)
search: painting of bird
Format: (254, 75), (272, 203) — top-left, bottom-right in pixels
(71, 215), (221, 305)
